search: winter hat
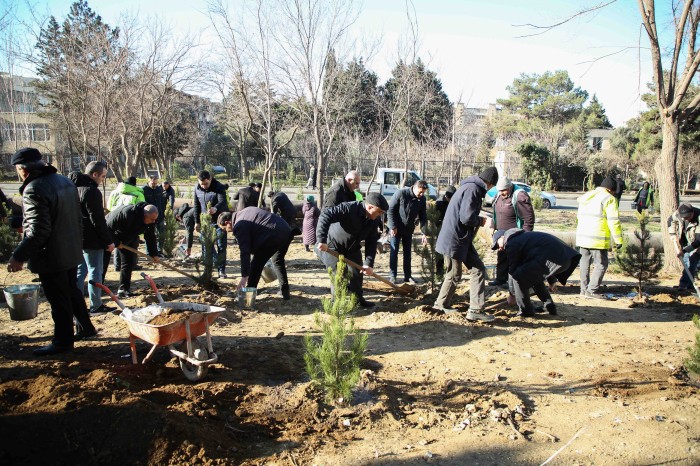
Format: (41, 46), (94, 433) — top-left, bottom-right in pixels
(679, 203), (695, 217)
(306, 195), (315, 203)
(445, 185), (457, 197)
(11, 147), (42, 165)
(496, 177), (513, 191)
(478, 167), (499, 186)
(126, 176), (137, 186)
(600, 176), (617, 191)
(366, 192), (389, 211)
(491, 229), (506, 250)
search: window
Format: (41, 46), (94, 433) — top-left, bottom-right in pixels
(385, 172), (400, 185)
(1, 123), (51, 142)
(592, 137), (603, 151)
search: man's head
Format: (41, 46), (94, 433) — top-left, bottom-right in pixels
(126, 176), (137, 186)
(162, 180), (171, 190)
(364, 192), (389, 220)
(148, 174), (159, 188)
(444, 185), (456, 201)
(143, 204), (159, 224)
(198, 170), (212, 190)
(253, 183), (262, 192)
(478, 166), (499, 190)
(412, 180), (428, 198)
(679, 203), (696, 221)
(344, 170), (360, 191)
(217, 211), (234, 232)
(85, 161), (108, 185)
(642, 181), (650, 189)
(600, 176), (617, 194)
(496, 177), (513, 198)
(12, 147), (44, 180)
(267, 191), (276, 198)
(491, 229), (506, 251)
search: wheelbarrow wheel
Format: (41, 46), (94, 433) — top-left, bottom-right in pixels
(179, 338), (209, 382)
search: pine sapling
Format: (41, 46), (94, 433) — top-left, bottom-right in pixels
(0, 203), (19, 262)
(615, 211), (663, 298)
(685, 314), (700, 375)
(304, 256), (368, 405)
(193, 203), (217, 288)
(415, 201), (441, 291)
(161, 204), (178, 258)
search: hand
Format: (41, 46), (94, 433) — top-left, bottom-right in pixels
(7, 257), (23, 273)
(506, 293), (516, 306)
(208, 207), (217, 215)
(317, 242), (328, 252)
(480, 217), (488, 227)
(421, 234), (428, 245)
(185, 248), (191, 256)
(677, 250), (685, 259)
(151, 256), (160, 264)
(237, 276), (248, 290)
(548, 283), (559, 292)
(106, 243), (115, 253)
(361, 265), (373, 276)
(195, 224), (200, 233)
(390, 227), (397, 237)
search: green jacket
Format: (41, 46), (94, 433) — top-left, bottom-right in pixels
(108, 183), (145, 210)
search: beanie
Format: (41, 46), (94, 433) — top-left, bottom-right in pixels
(678, 203), (694, 217)
(11, 147), (42, 165)
(366, 192), (389, 211)
(478, 167), (499, 186)
(496, 176), (513, 191)
(491, 229), (506, 250)
(600, 176), (616, 191)
(126, 176), (137, 186)
(445, 185), (457, 197)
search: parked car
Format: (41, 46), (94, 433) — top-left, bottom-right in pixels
(484, 181), (557, 209)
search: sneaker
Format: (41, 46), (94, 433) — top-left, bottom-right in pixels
(218, 272), (228, 279)
(74, 328), (97, 341)
(404, 277), (418, 285)
(582, 290), (605, 300)
(389, 276), (397, 285)
(358, 298), (375, 309)
(276, 288), (291, 300)
(434, 305), (458, 314)
(545, 302), (557, 315)
(33, 343), (73, 356)
(466, 310), (495, 322)
(516, 309), (535, 317)
(117, 290), (132, 299)
(90, 304), (115, 315)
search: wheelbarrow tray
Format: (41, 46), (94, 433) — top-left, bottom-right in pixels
(119, 301), (225, 347)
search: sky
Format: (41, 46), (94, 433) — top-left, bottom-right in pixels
(32, 0), (659, 127)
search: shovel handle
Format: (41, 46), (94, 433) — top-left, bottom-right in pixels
(88, 280), (126, 310)
(322, 248), (411, 293)
(119, 244), (201, 283)
(140, 272), (165, 304)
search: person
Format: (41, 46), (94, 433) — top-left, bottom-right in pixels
(387, 179), (428, 284)
(492, 229), (580, 317)
(234, 182), (260, 211)
(490, 177), (535, 287)
(143, 175), (165, 255)
(104, 203), (160, 298)
(305, 163), (317, 189)
(323, 170), (360, 209)
(73, 161), (116, 315)
(6, 147), (96, 355)
(175, 202), (197, 258)
(193, 170), (229, 278)
(162, 179), (175, 211)
(302, 195), (320, 252)
(576, 176), (623, 299)
(107, 175), (145, 210)
(434, 185), (456, 276)
(217, 209), (293, 299)
(433, 167), (499, 322)
(268, 190), (300, 234)
(316, 192), (388, 308)
(614, 174), (626, 206)
(668, 203), (700, 290)
(633, 181), (654, 214)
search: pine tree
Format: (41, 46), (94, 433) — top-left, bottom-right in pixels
(415, 201), (441, 291)
(193, 204), (217, 288)
(0, 204), (19, 262)
(685, 315), (700, 375)
(616, 211), (663, 297)
(160, 204), (177, 258)
(304, 256), (368, 405)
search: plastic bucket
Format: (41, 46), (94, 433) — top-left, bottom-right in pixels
(484, 265), (497, 281)
(238, 287), (257, 309)
(4, 284), (40, 321)
(261, 261), (277, 284)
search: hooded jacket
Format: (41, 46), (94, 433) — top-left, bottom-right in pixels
(106, 202), (158, 256)
(108, 182), (145, 210)
(316, 201), (381, 267)
(503, 229), (581, 286)
(12, 165), (83, 273)
(73, 173), (113, 250)
(435, 175), (487, 262)
(387, 186), (427, 235)
(193, 178), (228, 224)
(575, 187), (623, 249)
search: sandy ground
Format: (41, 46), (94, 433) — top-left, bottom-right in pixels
(0, 233), (699, 466)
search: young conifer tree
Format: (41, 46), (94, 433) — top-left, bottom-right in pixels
(616, 211), (663, 297)
(686, 315), (700, 375)
(304, 256), (368, 405)
(161, 204), (177, 258)
(415, 201), (441, 290)
(194, 203), (217, 287)
(0, 203), (19, 261)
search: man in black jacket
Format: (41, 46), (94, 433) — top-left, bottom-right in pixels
(73, 161), (116, 314)
(387, 180), (428, 284)
(175, 203), (197, 257)
(493, 229), (581, 317)
(268, 190), (300, 234)
(161, 180), (175, 211)
(434, 167), (499, 321)
(143, 175), (165, 255)
(434, 185), (456, 276)
(323, 170), (360, 209)
(105, 202), (160, 298)
(7, 148), (96, 355)
(193, 170), (229, 278)
(614, 174), (626, 206)
(316, 192), (388, 308)
(218, 209), (293, 298)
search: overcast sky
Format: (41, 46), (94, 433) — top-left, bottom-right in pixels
(36, 0), (662, 127)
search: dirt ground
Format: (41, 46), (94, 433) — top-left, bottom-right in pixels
(0, 235), (699, 466)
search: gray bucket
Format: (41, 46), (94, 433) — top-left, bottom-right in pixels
(238, 287), (257, 309)
(4, 284), (40, 321)
(261, 261), (277, 284)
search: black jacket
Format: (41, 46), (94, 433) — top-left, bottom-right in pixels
(316, 201), (381, 267)
(194, 178), (228, 224)
(162, 185), (175, 211)
(73, 173), (113, 250)
(234, 186), (264, 211)
(233, 207), (292, 277)
(13, 165), (83, 273)
(270, 192), (297, 225)
(106, 202), (158, 256)
(615, 178), (626, 199)
(387, 186), (427, 235)
(323, 179), (355, 209)
(436, 175), (487, 262)
(143, 184), (165, 216)
(503, 229), (581, 285)
(175, 203), (197, 249)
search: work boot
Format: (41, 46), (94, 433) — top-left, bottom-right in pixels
(466, 309), (495, 322)
(358, 298), (375, 309)
(277, 285), (291, 300)
(33, 343), (73, 356)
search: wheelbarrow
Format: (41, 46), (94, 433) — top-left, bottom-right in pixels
(90, 277), (225, 381)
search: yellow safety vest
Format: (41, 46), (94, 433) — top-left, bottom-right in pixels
(575, 187), (623, 249)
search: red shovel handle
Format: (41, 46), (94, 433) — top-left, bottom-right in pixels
(140, 272), (164, 304)
(89, 280), (126, 310)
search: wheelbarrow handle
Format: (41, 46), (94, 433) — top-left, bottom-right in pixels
(88, 280), (126, 310)
(140, 272), (165, 304)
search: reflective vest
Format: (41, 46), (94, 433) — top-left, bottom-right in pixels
(108, 183), (145, 210)
(575, 187), (623, 249)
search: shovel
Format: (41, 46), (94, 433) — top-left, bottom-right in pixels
(682, 261), (700, 302)
(322, 248), (415, 295)
(119, 244), (203, 284)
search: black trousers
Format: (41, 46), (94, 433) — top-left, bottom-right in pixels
(511, 278), (552, 312)
(103, 239), (139, 292)
(247, 233), (293, 289)
(495, 248), (509, 282)
(39, 266), (94, 346)
(316, 246), (364, 299)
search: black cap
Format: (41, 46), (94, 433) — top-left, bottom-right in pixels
(445, 185), (457, 197)
(600, 176), (616, 191)
(365, 192), (389, 211)
(478, 167), (499, 186)
(126, 176), (137, 186)
(11, 147), (42, 165)
(491, 229), (506, 250)
(679, 203), (694, 217)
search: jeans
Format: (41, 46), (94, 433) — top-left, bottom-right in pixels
(579, 247), (608, 293)
(389, 232), (413, 280)
(39, 266), (95, 346)
(77, 249), (104, 310)
(680, 251), (700, 289)
(201, 225), (227, 274)
(434, 244), (486, 310)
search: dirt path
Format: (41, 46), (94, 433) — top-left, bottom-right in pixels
(0, 239), (699, 465)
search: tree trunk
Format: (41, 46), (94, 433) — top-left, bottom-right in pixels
(655, 116), (682, 272)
